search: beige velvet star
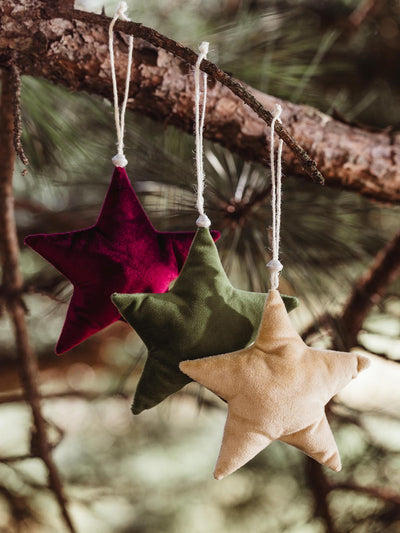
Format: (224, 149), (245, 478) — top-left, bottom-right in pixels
(180, 289), (370, 480)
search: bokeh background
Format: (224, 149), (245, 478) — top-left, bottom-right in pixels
(1, 0), (400, 532)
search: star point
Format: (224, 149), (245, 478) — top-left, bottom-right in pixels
(180, 289), (370, 478)
(25, 167), (219, 353)
(112, 228), (299, 413)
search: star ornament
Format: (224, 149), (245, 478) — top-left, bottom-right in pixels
(25, 167), (219, 354)
(111, 228), (299, 414)
(180, 289), (370, 480)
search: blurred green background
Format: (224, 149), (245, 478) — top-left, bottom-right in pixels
(1, 0), (400, 532)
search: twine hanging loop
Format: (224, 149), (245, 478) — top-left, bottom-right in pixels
(109, 2), (134, 167)
(194, 42), (211, 228)
(267, 104), (284, 290)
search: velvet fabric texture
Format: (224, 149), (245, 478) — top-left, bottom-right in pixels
(180, 289), (370, 480)
(111, 228), (299, 414)
(25, 167), (219, 354)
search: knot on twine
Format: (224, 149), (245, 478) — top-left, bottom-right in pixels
(196, 214), (211, 228)
(272, 103), (282, 122)
(266, 259), (283, 272)
(267, 259), (283, 291)
(112, 153), (128, 168)
(199, 41), (209, 56)
(109, 1), (133, 168)
(116, 1), (129, 19)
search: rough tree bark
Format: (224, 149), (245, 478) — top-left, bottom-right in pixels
(0, 68), (76, 533)
(1, 0), (399, 202)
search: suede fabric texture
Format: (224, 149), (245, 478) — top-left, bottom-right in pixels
(25, 167), (219, 354)
(180, 289), (370, 480)
(111, 228), (299, 414)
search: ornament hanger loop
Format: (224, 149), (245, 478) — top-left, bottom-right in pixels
(267, 103), (284, 290)
(194, 42), (211, 228)
(109, 1), (134, 167)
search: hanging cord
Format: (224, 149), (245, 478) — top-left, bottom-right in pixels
(109, 1), (134, 167)
(267, 104), (284, 290)
(194, 42), (211, 228)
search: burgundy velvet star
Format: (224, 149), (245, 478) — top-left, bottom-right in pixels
(25, 167), (220, 354)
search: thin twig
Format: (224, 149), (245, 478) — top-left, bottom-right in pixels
(331, 481), (400, 506)
(0, 484), (37, 527)
(0, 386), (220, 410)
(0, 68), (76, 533)
(223, 185), (272, 227)
(0, 389), (115, 405)
(7, 60), (29, 167)
(301, 230), (400, 351)
(42, 5), (325, 185)
(337, 229), (400, 350)
(0, 454), (32, 464)
(301, 312), (333, 342)
(348, 0), (381, 29)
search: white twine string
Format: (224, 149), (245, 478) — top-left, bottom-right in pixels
(109, 2), (134, 167)
(267, 104), (284, 290)
(194, 42), (211, 228)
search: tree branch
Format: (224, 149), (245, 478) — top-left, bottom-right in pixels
(0, 453), (32, 464)
(331, 481), (400, 507)
(0, 68), (76, 533)
(305, 459), (338, 533)
(63, 6), (323, 185)
(1, 0), (400, 202)
(0, 386), (221, 411)
(337, 229), (400, 350)
(302, 230), (400, 353)
(302, 231), (400, 530)
(8, 60), (29, 167)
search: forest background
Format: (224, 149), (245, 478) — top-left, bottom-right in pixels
(0, 0), (400, 532)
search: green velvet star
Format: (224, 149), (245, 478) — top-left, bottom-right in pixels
(111, 227), (299, 414)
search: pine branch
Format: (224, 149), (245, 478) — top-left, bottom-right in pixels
(60, 6), (323, 185)
(1, 0), (400, 202)
(0, 68), (76, 533)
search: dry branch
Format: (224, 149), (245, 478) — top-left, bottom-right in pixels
(1, 0), (400, 202)
(0, 68), (76, 533)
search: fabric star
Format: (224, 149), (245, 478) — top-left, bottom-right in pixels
(180, 289), (370, 479)
(25, 167), (219, 354)
(111, 228), (299, 414)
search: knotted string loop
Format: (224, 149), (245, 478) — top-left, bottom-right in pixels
(109, 1), (134, 167)
(267, 104), (284, 290)
(194, 42), (211, 228)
